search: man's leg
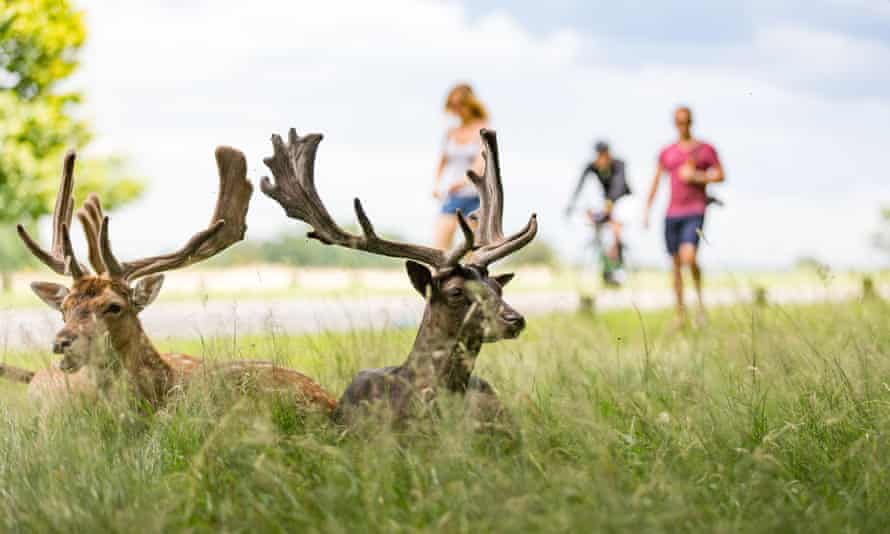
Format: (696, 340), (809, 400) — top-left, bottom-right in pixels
(672, 252), (685, 323)
(679, 242), (705, 325)
(665, 217), (685, 325)
(608, 220), (623, 261)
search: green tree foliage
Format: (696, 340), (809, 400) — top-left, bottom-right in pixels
(503, 238), (559, 267)
(0, 0), (144, 286)
(873, 207), (890, 262)
(211, 225), (413, 269)
(211, 224), (560, 269)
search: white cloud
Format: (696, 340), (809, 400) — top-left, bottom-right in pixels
(753, 25), (890, 84)
(64, 0), (889, 270)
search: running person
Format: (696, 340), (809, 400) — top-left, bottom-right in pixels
(565, 141), (631, 285)
(643, 106), (724, 327)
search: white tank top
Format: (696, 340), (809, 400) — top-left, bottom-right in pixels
(441, 136), (481, 198)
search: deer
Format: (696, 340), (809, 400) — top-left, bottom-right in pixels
(15, 148), (336, 412)
(261, 128), (537, 426)
(1, 154), (106, 404)
(0, 362), (93, 402)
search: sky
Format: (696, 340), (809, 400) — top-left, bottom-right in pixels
(63, 0), (889, 270)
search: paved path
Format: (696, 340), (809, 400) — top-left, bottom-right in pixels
(1, 284), (885, 352)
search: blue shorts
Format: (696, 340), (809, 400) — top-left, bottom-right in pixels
(664, 214), (705, 255)
(441, 195), (480, 215)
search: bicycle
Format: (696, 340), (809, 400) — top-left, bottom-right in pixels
(583, 208), (627, 288)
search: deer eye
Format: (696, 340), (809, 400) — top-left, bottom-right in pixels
(104, 303), (123, 316)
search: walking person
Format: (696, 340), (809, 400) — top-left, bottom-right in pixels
(643, 106), (724, 327)
(432, 84), (489, 250)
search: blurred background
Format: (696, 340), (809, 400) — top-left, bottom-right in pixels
(2, 0), (888, 299)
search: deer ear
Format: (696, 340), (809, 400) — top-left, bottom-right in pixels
(30, 282), (68, 311)
(493, 273), (515, 288)
(405, 261), (433, 298)
(132, 274), (164, 311)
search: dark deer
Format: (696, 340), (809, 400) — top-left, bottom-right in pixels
(261, 128), (537, 424)
(17, 149), (336, 411)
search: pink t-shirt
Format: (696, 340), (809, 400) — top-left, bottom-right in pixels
(658, 141), (721, 217)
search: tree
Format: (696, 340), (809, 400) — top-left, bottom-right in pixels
(1, 0), (143, 290)
(873, 207), (890, 263)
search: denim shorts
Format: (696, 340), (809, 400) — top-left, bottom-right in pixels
(664, 214), (705, 255)
(441, 195), (481, 215)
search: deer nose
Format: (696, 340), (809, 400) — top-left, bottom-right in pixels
(502, 310), (526, 331)
(53, 334), (74, 354)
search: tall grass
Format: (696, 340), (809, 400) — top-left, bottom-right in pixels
(1, 298), (889, 532)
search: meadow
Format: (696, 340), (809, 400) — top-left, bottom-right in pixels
(1, 266), (884, 309)
(1, 297), (889, 533)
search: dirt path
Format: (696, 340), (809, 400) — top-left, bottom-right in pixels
(1, 284), (885, 352)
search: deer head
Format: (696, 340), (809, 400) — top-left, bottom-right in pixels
(20, 148), (253, 374)
(261, 128), (537, 349)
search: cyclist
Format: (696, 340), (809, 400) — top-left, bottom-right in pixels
(565, 140), (631, 286)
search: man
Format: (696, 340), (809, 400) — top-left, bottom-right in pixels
(643, 106), (724, 327)
(565, 141), (631, 283)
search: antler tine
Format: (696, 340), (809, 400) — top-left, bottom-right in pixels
(465, 129), (538, 267)
(76, 194), (106, 274)
(52, 151), (77, 260)
(261, 130), (352, 246)
(443, 210), (475, 266)
(262, 128), (471, 269)
(472, 214), (538, 266)
(17, 150), (88, 277)
(466, 129), (504, 245)
(60, 224), (85, 279)
(98, 147), (253, 281)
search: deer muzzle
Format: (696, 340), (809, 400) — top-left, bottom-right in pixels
(500, 308), (526, 338)
(53, 330), (76, 355)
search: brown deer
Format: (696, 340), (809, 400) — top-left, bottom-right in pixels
(1, 154), (103, 403)
(261, 128), (537, 425)
(0, 362), (92, 403)
(0, 365), (34, 384)
(17, 149), (336, 412)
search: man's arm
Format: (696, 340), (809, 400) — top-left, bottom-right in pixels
(704, 163), (724, 184)
(685, 145), (724, 184)
(685, 163), (724, 185)
(565, 165), (592, 216)
(643, 163), (663, 228)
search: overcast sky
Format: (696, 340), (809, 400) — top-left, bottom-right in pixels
(65, 0), (889, 270)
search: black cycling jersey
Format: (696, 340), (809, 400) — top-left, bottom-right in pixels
(566, 159), (631, 213)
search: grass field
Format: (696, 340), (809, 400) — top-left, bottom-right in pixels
(1, 297), (889, 532)
(1, 266), (886, 309)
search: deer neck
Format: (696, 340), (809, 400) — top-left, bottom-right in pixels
(105, 315), (175, 405)
(402, 305), (483, 393)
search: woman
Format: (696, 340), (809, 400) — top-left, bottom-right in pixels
(433, 84), (489, 250)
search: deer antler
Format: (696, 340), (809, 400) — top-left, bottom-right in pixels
(77, 193), (107, 274)
(90, 147), (253, 281)
(465, 129), (537, 267)
(261, 129), (474, 270)
(17, 151), (87, 279)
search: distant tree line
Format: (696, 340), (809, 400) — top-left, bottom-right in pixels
(873, 207), (890, 264)
(210, 224), (559, 269)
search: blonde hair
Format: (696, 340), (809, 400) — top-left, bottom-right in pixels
(444, 83), (489, 124)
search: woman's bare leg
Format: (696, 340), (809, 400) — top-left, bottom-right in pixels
(434, 215), (458, 250)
